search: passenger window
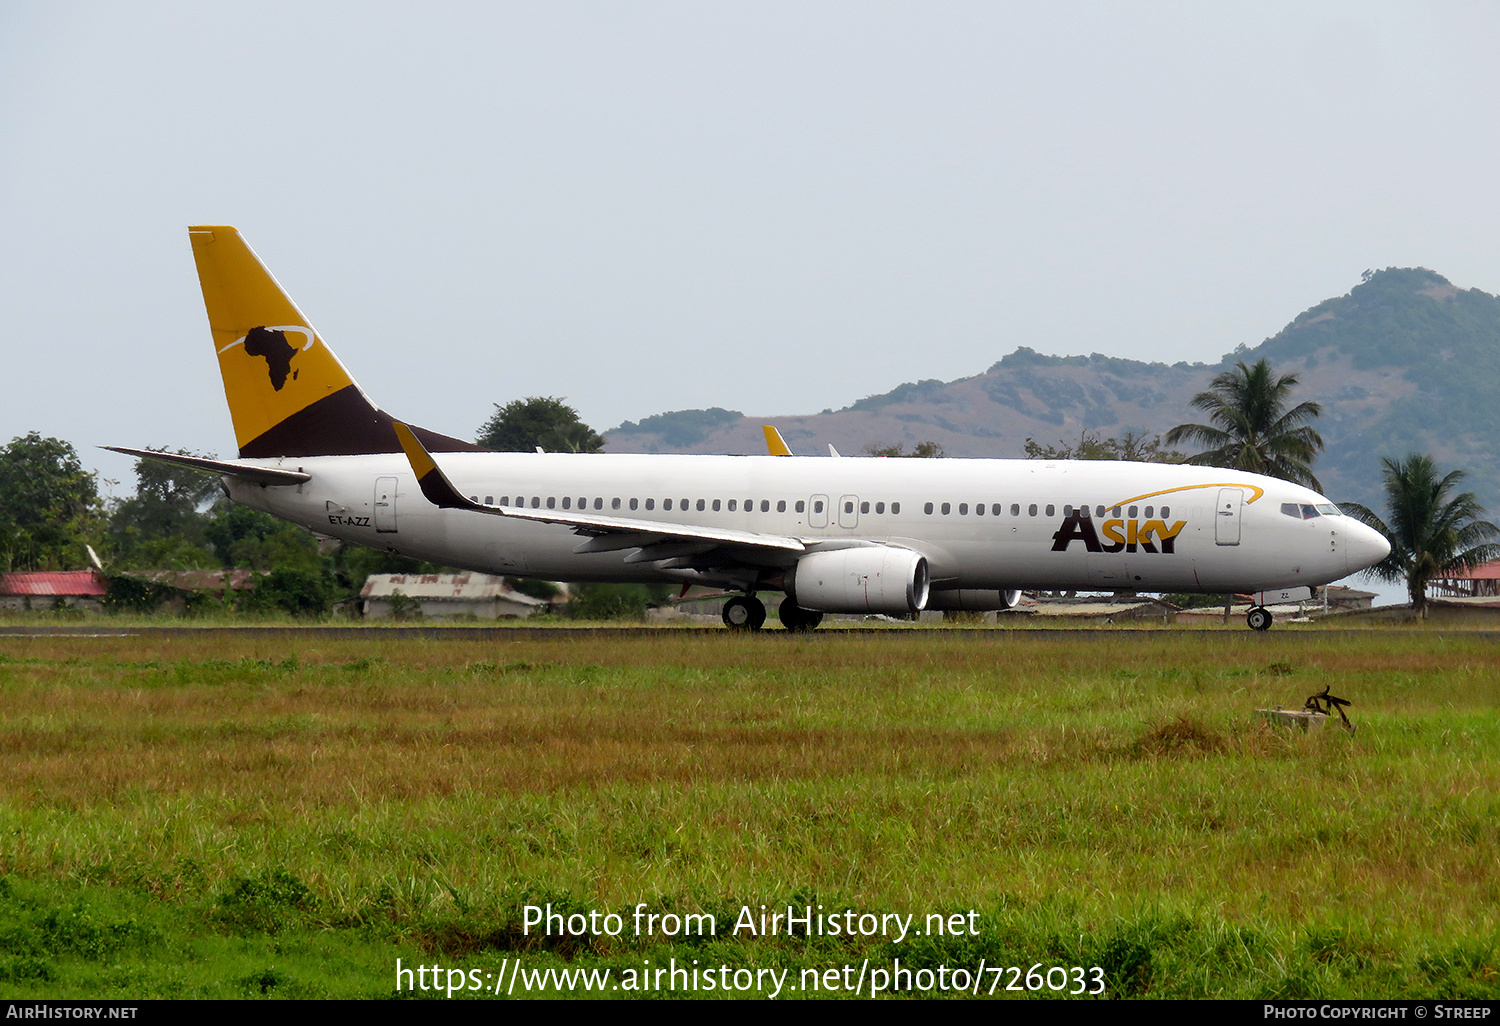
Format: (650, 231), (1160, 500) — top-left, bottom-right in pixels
(629, 498), (638, 510)
(547, 497), (556, 509)
(1028, 504), (1037, 516)
(924, 502), (934, 515)
(975, 503), (984, 516)
(645, 498), (655, 510)
(941, 502), (951, 515)
(959, 503), (968, 515)
(594, 498), (603, 510)
(992, 504), (1001, 516)
(484, 495), (493, 505)
(813, 500), (824, 513)
(562, 497), (571, 509)
(1063, 505), (1072, 517)
(531, 497), (540, 508)
(469, 496), (478, 502)
(1046, 504), (1055, 517)
(891, 502), (900, 514)
(1161, 506), (1170, 518)
(500, 497), (509, 506)
(777, 500), (786, 512)
(860, 501), (869, 514)
(612, 497), (621, 510)
(796, 500), (805, 513)
(1011, 504), (1020, 516)
(875, 502), (885, 514)
(681, 499), (689, 509)
(1112, 506), (1122, 518)
(1145, 506), (1154, 518)
(729, 499), (738, 511)
(712, 499), (720, 511)
(845, 501), (854, 514)
(761, 500), (769, 512)
(664, 499), (673, 510)
(697, 499), (706, 511)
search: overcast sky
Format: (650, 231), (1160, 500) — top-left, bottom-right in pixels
(3, 1), (1499, 496)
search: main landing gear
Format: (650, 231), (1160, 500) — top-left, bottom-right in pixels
(778, 597), (823, 632)
(721, 595), (766, 631)
(1246, 606), (1273, 631)
(721, 595), (824, 631)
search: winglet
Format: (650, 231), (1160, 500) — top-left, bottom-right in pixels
(762, 425), (792, 456)
(393, 422), (479, 510)
(828, 443), (841, 458)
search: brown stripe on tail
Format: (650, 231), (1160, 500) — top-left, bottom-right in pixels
(238, 384), (486, 458)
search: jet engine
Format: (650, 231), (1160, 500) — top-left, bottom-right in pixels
(791, 547), (930, 614)
(925, 589), (1024, 612)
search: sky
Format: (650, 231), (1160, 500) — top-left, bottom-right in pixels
(3, 1), (1500, 501)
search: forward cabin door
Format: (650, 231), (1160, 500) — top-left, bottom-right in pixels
(374, 477), (399, 533)
(1214, 488), (1243, 546)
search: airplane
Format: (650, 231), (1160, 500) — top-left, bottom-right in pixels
(108, 226), (1391, 631)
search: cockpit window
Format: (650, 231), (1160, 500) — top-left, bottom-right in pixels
(1315, 503), (1341, 516)
(1281, 503), (1321, 520)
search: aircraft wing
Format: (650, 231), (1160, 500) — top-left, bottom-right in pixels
(102, 446), (311, 486)
(393, 424), (807, 559)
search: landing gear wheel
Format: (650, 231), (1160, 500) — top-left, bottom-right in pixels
(779, 597), (824, 632)
(722, 595), (766, 631)
(1247, 606), (1273, 631)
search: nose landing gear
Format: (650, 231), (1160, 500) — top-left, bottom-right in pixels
(1246, 606), (1273, 631)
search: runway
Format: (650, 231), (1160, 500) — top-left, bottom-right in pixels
(0, 624), (1492, 641)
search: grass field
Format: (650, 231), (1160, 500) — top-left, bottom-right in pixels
(0, 626), (1495, 999)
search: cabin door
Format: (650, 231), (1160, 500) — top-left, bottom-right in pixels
(374, 477), (399, 533)
(809, 494), (829, 528)
(1214, 488), (1243, 546)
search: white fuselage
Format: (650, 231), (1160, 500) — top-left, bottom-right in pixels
(224, 451), (1389, 596)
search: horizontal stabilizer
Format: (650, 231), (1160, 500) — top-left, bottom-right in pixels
(102, 446), (310, 485)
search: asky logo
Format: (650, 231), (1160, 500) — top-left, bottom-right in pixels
(219, 325), (318, 392)
(1051, 513), (1187, 554)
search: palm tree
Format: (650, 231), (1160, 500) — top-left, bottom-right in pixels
(1165, 358), (1325, 489)
(1341, 454), (1500, 618)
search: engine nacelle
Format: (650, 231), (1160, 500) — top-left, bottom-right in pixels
(791, 547), (930, 614)
(925, 589), (1024, 612)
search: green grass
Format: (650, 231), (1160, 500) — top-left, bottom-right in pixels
(0, 631), (1495, 998)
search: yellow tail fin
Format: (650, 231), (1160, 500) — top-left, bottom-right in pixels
(189, 226), (481, 458)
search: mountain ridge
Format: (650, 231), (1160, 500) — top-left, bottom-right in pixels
(604, 267), (1500, 510)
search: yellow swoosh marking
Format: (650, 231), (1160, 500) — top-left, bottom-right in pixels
(1107, 482), (1265, 508)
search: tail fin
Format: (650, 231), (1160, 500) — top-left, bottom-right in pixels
(189, 225), (484, 458)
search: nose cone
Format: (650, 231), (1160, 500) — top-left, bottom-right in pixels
(1345, 519), (1392, 574)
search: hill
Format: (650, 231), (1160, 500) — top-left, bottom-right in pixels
(604, 268), (1500, 509)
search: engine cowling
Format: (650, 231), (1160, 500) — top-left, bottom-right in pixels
(926, 589), (1024, 612)
(791, 547), (930, 614)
